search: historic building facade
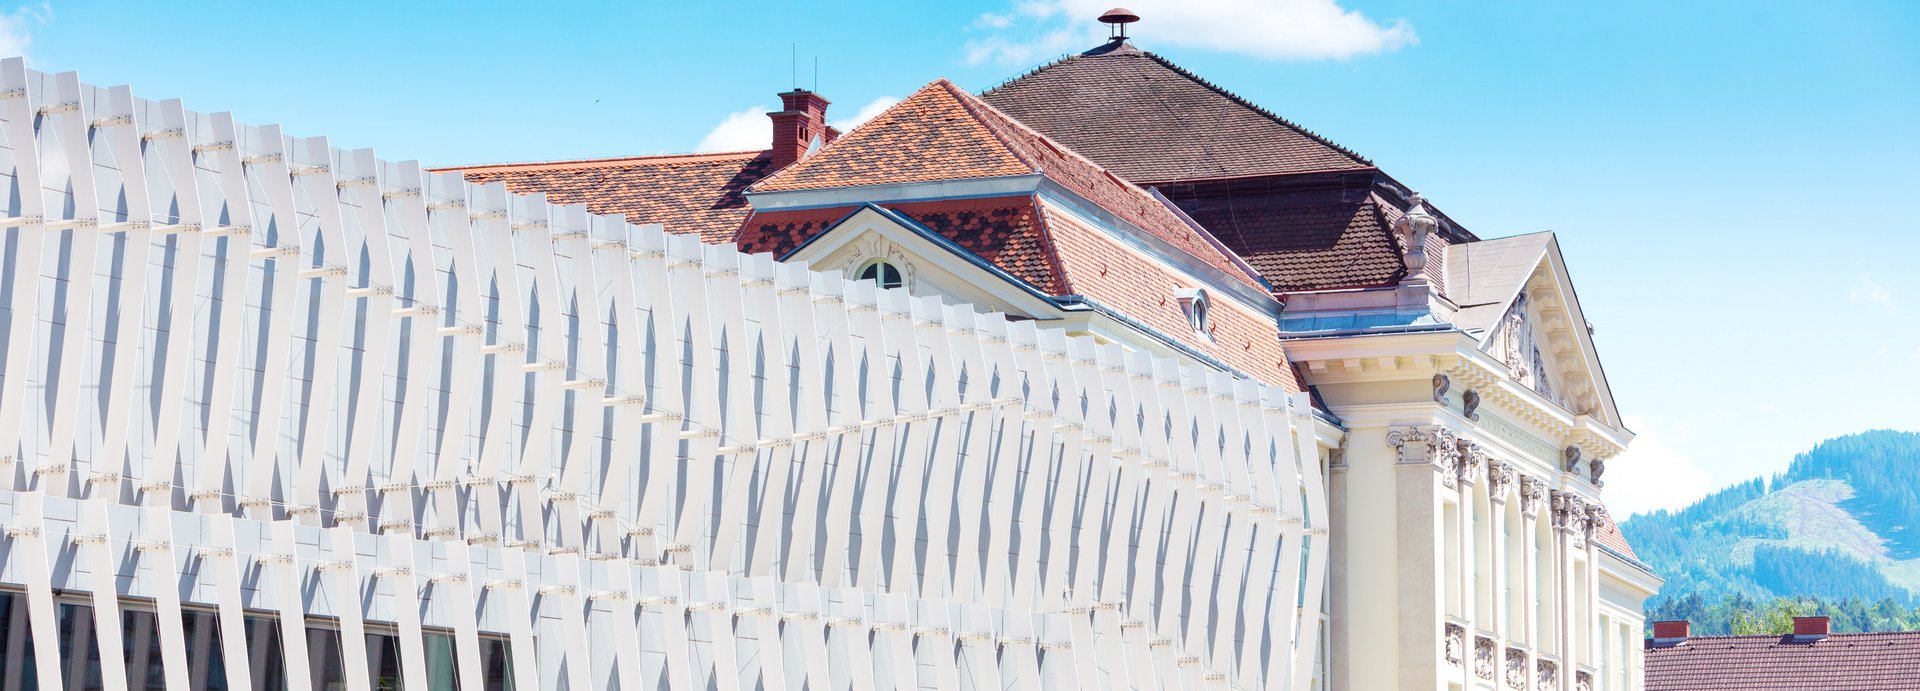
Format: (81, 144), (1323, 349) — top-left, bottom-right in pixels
(0, 12), (1656, 691)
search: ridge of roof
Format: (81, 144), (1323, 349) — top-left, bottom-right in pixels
(750, 79), (1036, 192)
(432, 149), (766, 174)
(980, 42), (1373, 172)
(1134, 49), (1372, 168)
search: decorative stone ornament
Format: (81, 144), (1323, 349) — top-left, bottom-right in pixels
(1444, 623), (1465, 667)
(1576, 671), (1593, 691)
(1474, 636), (1496, 680)
(1589, 456), (1606, 487)
(1462, 388), (1481, 420)
(1432, 373), (1450, 404)
(1506, 648), (1529, 689)
(1537, 659), (1558, 691)
(1563, 445), (1584, 473)
(1388, 426), (1468, 489)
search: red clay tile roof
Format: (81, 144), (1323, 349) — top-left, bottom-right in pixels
(1040, 202), (1295, 390)
(1592, 508), (1638, 560)
(1646, 631), (1920, 690)
(752, 81), (1033, 192)
(1162, 184), (1405, 292)
(981, 41), (1371, 185)
(433, 151), (774, 243)
(736, 196), (1293, 389)
(754, 79), (1265, 293)
(736, 198), (1068, 295)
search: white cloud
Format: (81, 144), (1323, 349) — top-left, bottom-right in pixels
(1848, 275), (1897, 313)
(829, 95), (900, 133)
(1602, 416), (1719, 517)
(0, 3), (51, 60)
(964, 0), (1416, 66)
(694, 106), (770, 153)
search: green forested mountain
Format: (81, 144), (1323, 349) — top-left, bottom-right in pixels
(1621, 430), (1920, 633)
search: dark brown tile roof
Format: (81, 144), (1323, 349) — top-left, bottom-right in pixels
(433, 151), (775, 243)
(752, 79), (1266, 293)
(981, 41), (1372, 185)
(1646, 631), (1920, 690)
(1162, 184), (1404, 292)
(735, 197), (1067, 295)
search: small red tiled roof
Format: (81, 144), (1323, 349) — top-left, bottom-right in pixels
(737, 198), (1067, 295)
(754, 79), (1265, 293)
(1646, 631), (1920, 690)
(981, 41), (1372, 184)
(752, 81), (1032, 192)
(434, 151), (774, 243)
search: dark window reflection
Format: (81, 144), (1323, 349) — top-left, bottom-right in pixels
(307, 626), (346, 691)
(477, 637), (514, 691)
(242, 615), (287, 691)
(366, 632), (402, 691)
(182, 610), (230, 691)
(120, 610), (164, 691)
(57, 602), (106, 691)
(0, 592), (40, 691)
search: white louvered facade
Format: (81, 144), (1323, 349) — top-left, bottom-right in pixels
(0, 60), (1328, 691)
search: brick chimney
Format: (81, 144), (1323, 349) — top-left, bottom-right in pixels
(1650, 620), (1689, 647)
(768, 89), (831, 171)
(1791, 616), (1830, 642)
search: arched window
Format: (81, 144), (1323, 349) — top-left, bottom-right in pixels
(1175, 287), (1211, 338)
(857, 260), (904, 289)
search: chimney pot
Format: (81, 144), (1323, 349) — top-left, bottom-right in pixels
(1792, 616), (1830, 641)
(1651, 620), (1690, 642)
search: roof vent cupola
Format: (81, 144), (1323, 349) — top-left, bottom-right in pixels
(1099, 7), (1140, 41)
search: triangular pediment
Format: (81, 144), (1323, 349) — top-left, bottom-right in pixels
(1447, 233), (1621, 427)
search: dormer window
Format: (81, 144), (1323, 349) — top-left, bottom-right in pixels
(857, 259), (904, 290)
(1174, 287), (1211, 339)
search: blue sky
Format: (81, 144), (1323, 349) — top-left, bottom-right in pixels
(11, 0), (1918, 514)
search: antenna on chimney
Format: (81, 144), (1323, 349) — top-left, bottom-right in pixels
(791, 43), (797, 89)
(1099, 7), (1140, 41)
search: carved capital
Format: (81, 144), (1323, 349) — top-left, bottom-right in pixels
(1519, 476), (1549, 516)
(1457, 439), (1487, 486)
(1487, 460), (1518, 501)
(1505, 648), (1528, 689)
(1551, 490), (1594, 545)
(1536, 659), (1558, 691)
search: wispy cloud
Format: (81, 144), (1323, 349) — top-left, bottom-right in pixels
(694, 106), (770, 153)
(963, 0), (1416, 67)
(0, 3), (52, 60)
(697, 95), (901, 153)
(1849, 275), (1898, 314)
(829, 95), (900, 133)
(1603, 416), (1719, 517)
